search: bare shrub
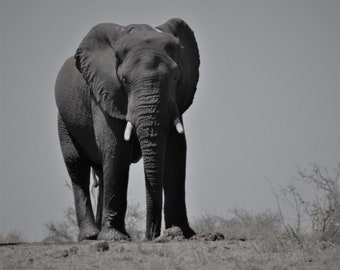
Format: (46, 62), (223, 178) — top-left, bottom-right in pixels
(193, 209), (281, 241)
(125, 202), (145, 240)
(268, 180), (306, 245)
(0, 230), (25, 243)
(231, 208), (281, 240)
(298, 163), (340, 243)
(43, 206), (78, 242)
(270, 163), (340, 244)
(193, 212), (228, 234)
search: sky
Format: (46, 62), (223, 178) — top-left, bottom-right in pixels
(1, 0), (339, 241)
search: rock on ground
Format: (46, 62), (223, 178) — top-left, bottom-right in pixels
(88, 240), (109, 252)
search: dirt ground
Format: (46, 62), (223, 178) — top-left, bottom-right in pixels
(1, 239), (339, 270)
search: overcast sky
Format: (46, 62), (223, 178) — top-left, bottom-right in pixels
(1, 0), (339, 241)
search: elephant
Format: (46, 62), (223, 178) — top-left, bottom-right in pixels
(55, 18), (200, 241)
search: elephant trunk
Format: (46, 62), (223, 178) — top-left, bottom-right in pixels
(132, 85), (169, 240)
(139, 131), (167, 240)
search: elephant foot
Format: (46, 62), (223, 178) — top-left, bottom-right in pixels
(97, 227), (130, 241)
(155, 226), (196, 242)
(78, 225), (100, 241)
(167, 224), (195, 239)
(181, 225), (196, 239)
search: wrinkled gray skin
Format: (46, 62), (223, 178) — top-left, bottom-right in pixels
(55, 18), (200, 241)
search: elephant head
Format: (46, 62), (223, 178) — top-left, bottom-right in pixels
(75, 18), (199, 239)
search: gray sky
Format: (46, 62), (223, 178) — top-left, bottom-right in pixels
(1, 0), (339, 241)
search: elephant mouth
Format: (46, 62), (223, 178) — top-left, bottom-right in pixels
(123, 118), (184, 142)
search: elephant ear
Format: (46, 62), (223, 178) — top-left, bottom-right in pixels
(75, 23), (128, 120)
(157, 18), (200, 114)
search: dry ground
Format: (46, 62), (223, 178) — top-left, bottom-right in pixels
(1, 239), (339, 270)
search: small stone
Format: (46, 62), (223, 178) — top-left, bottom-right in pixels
(214, 232), (225, 241)
(62, 250), (69, 257)
(190, 232), (225, 241)
(89, 241), (110, 252)
(68, 247), (79, 255)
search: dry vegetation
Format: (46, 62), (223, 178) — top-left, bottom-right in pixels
(1, 236), (339, 269)
(1, 163), (339, 269)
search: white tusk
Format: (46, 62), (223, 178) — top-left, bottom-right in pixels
(124, 121), (133, 141)
(174, 118), (184, 134)
(154, 27), (163, 33)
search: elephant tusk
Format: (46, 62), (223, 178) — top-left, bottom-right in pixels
(174, 118), (184, 134)
(124, 121), (133, 141)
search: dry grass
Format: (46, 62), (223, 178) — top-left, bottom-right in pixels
(2, 209), (339, 269)
(1, 238), (339, 270)
(193, 209), (282, 241)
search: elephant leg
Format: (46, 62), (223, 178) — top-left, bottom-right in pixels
(163, 126), (195, 238)
(97, 151), (131, 241)
(94, 118), (132, 241)
(58, 116), (99, 241)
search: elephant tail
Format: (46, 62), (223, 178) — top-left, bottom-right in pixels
(91, 169), (99, 187)
(90, 168), (103, 229)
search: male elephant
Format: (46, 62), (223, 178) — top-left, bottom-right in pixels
(55, 18), (200, 241)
